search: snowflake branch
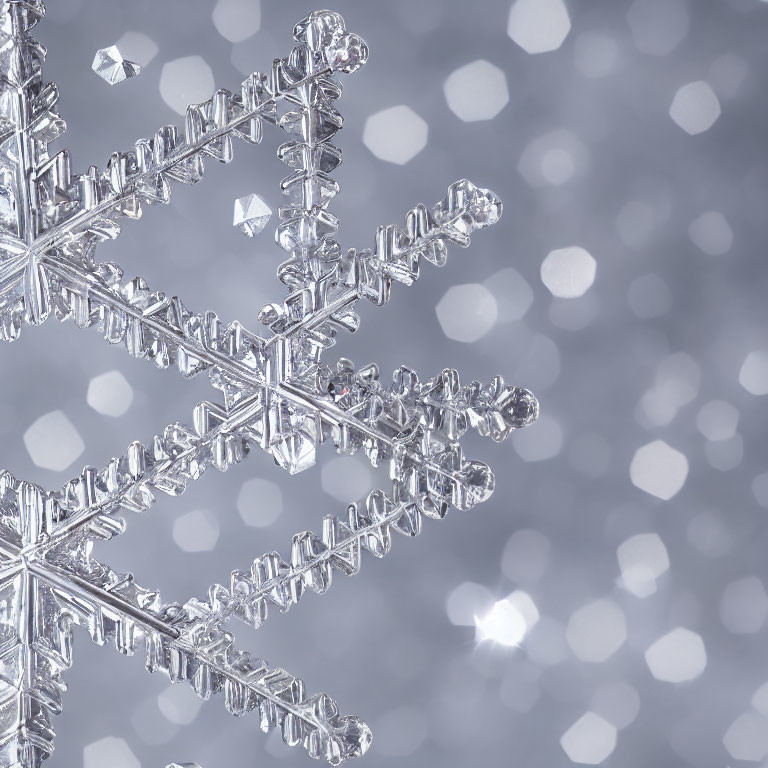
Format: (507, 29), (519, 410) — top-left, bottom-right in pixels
(260, 179), (502, 347)
(37, 548), (371, 764)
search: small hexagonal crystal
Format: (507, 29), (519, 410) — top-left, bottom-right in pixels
(92, 45), (141, 85)
(233, 193), (272, 236)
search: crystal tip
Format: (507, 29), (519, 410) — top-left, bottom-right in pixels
(499, 387), (539, 430)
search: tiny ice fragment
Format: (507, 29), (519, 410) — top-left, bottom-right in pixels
(233, 193), (272, 236)
(92, 45), (141, 85)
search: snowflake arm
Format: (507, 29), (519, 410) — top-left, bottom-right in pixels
(40, 538), (371, 764)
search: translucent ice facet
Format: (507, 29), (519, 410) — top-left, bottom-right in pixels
(92, 46), (141, 85)
(233, 193), (272, 236)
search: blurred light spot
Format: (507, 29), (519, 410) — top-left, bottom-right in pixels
(739, 350), (768, 395)
(435, 283), (497, 342)
(172, 509), (219, 552)
(87, 370), (133, 417)
(630, 440), (689, 500)
(475, 593), (535, 647)
(363, 105), (428, 165)
(115, 31), (159, 67)
(753, 473), (768, 508)
(688, 210), (733, 255)
(485, 267), (533, 323)
(501, 529), (550, 585)
(515, 333), (561, 390)
(549, 293), (600, 332)
(446, 581), (494, 627)
(723, 712), (768, 762)
(566, 598), (626, 662)
(560, 711), (617, 764)
(507, 0), (571, 54)
(616, 200), (656, 249)
(158, 683), (203, 725)
(83, 737), (140, 768)
(160, 56), (215, 115)
(132, 696), (178, 745)
(636, 352), (700, 427)
(645, 627), (706, 682)
(720, 577), (768, 634)
(628, 273), (672, 319)
(669, 81), (721, 135)
(443, 59), (508, 122)
(541, 246), (596, 298)
(518, 129), (587, 187)
(696, 400), (739, 441)
(500, 660), (540, 713)
(513, 412), (563, 462)
(752, 680), (768, 716)
(24, 410), (84, 472)
(617, 533), (670, 598)
(321, 455), (372, 502)
(525, 616), (569, 666)
(373, 706), (427, 757)
(626, 0), (689, 56)
(213, 0), (261, 42)
(708, 53), (748, 98)
(237, 477), (283, 528)
(686, 510), (732, 557)
(705, 433), (743, 471)
(568, 432), (611, 477)
(574, 33), (618, 78)
(591, 682), (640, 730)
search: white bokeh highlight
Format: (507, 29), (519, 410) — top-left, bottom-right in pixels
(83, 737), (140, 768)
(630, 440), (689, 500)
(446, 581), (494, 627)
(212, 0), (261, 43)
(560, 711), (617, 765)
(485, 267), (533, 323)
(159, 55), (215, 116)
(627, 0), (689, 57)
(669, 81), (721, 135)
(696, 400), (739, 441)
(507, 0), (571, 55)
(237, 477), (283, 528)
(172, 509), (219, 552)
(158, 683), (204, 725)
(87, 370), (134, 417)
(723, 712), (768, 762)
(363, 105), (428, 165)
(645, 627), (706, 683)
(115, 31), (158, 67)
(566, 598), (627, 662)
(24, 410), (84, 472)
(435, 283), (498, 343)
(443, 59), (509, 122)
(512, 413), (563, 462)
(321, 455), (372, 502)
(719, 577), (768, 634)
(541, 247), (596, 298)
(501, 529), (551, 585)
(617, 533), (670, 598)
(689, 211), (733, 255)
(739, 350), (768, 395)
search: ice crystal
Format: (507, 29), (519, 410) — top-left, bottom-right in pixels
(92, 45), (141, 85)
(0, 3), (538, 766)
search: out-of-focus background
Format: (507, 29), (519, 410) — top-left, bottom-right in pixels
(2, 0), (768, 765)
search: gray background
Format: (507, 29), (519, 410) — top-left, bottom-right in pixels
(1, 0), (767, 766)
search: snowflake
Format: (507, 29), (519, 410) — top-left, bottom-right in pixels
(0, 3), (538, 767)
